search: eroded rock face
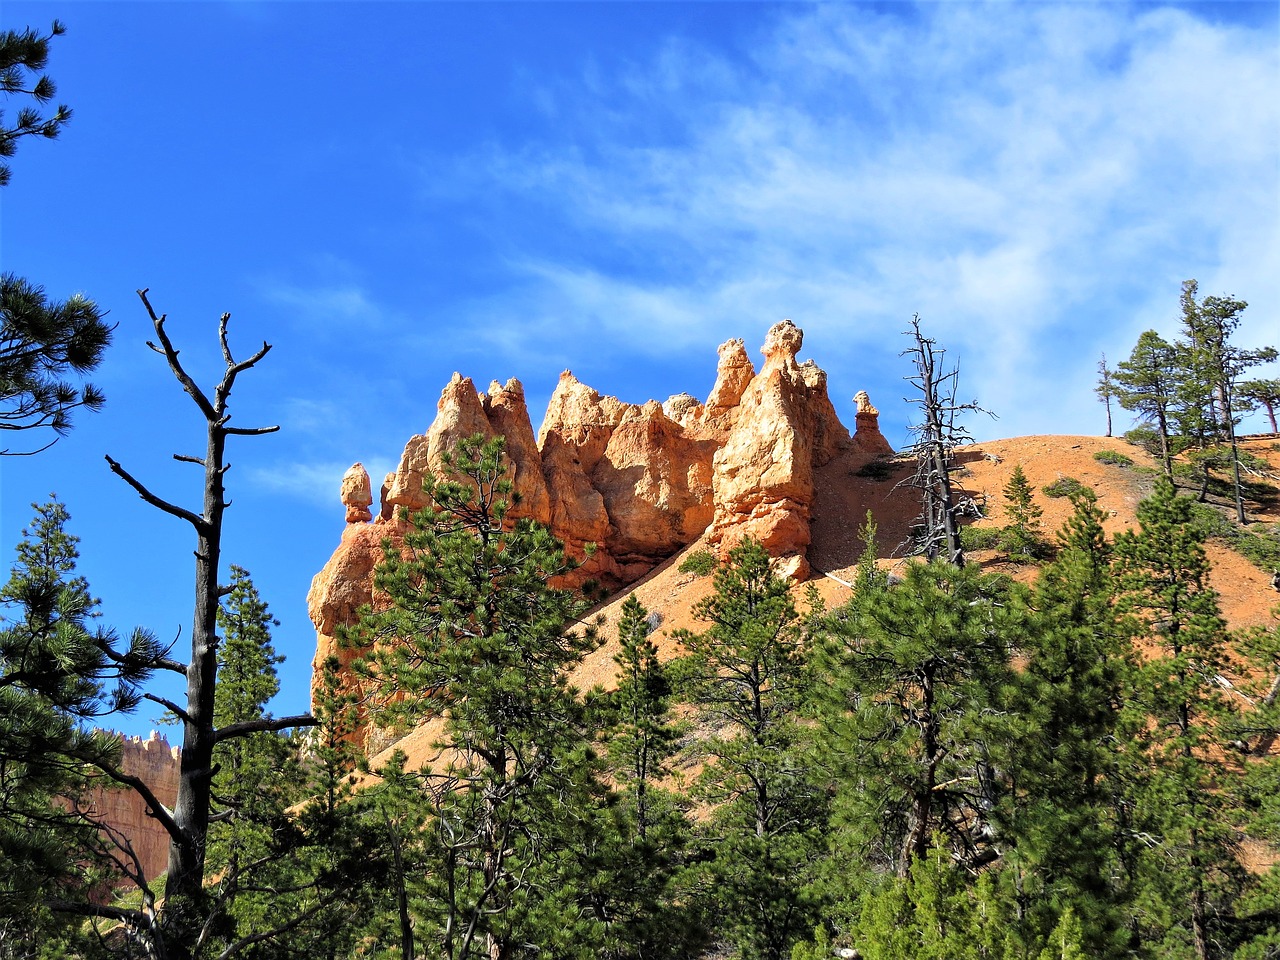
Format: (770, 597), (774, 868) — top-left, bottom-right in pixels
(341, 463), (373, 523)
(309, 320), (893, 715)
(707, 320), (853, 577)
(702, 338), (755, 428)
(81, 732), (181, 892)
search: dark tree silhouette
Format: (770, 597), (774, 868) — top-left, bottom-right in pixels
(104, 290), (316, 959)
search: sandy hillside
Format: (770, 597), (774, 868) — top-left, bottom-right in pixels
(377, 433), (1280, 770)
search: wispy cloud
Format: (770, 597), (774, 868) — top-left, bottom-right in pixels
(430, 2), (1279, 440)
(246, 457), (397, 511)
(258, 280), (383, 330)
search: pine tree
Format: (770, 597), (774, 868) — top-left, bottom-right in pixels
(996, 489), (1137, 957)
(1235, 621), (1280, 960)
(352, 433), (611, 960)
(1, 23), (110, 454)
(1237, 377), (1280, 434)
(104, 293), (315, 959)
(1175, 279), (1276, 522)
(810, 560), (1013, 887)
(1096, 353), (1117, 438)
(1113, 330), (1179, 481)
(590, 594), (703, 958)
(1000, 463), (1045, 561)
(607, 595), (680, 841)
(0, 20), (72, 186)
(670, 538), (822, 960)
(1113, 476), (1247, 960)
(0, 500), (158, 949)
(844, 843), (1030, 960)
(198, 566), (310, 954)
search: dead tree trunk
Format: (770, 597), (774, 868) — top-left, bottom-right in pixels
(105, 289), (315, 959)
(901, 315), (992, 567)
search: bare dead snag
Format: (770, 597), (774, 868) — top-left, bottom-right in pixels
(103, 289), (315, 959)
(900, 315), (994, 567)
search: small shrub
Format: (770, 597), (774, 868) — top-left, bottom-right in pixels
(1043, 476), (1091, 499)
(854, 458), (897, 481)
(678, 549), (717, 577)
(960, 526), (1002, 551)
(1124, 427), (1164, 458)
(1189, 504), (1280, 572)
(1094, 449), (1133, 467)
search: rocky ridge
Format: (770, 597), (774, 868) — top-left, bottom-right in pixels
(308, 320), (892, 703)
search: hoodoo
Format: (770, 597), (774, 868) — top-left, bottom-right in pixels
(308, 320), (892, 704)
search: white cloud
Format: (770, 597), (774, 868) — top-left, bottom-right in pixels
(246, 457), (397, 510)
(258, 281), (382, 329)
(431, 2), (1277, 442)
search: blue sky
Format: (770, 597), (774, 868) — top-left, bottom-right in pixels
(2, 1), (1277, 738)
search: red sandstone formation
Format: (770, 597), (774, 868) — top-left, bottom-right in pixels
(340, 462), (373, 524)
(81, 731), (181, 891)
(308, 320), (892, 708)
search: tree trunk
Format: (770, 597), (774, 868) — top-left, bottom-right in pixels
(107, 292), (290, 959)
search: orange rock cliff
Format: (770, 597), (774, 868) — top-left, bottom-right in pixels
(307, 320), (892, 699)
(83, 731), (181, 891)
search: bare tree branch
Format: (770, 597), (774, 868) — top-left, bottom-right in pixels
(105, 453), (208, 532)
(214, 713), (319, 744)
(138, 288), (217, 422)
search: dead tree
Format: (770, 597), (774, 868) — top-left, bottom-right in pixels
(103, 290), (316, 959)
(901, 315), (992, 567)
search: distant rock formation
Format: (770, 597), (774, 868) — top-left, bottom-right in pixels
(81, 731), (181, 891)
(308, 320), (892, 723)
(340, 463), (373, 523)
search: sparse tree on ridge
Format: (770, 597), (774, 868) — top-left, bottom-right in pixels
(1238, 377), (1280, 434)
(1096, 353), (1116, 437)
(1175, 279), (1276, 522)
(1113, 329), (1179, 481)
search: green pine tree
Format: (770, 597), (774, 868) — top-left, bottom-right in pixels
(198, 566), (310, 954)
(810, 560), (1012, 885)
(0, 500), (158, 950)
(593, 595), (700, 959)
(844, 842), (1028, 960)
(608, 594), (680, 840)
(671, 538), (823, 960)
(1113, 330), (1180, 481)
(996, 489), (1137, 958)
(2, 23), (110, 453)
(352, 433), (611, 960)
(1114, 477), (1248, 960)
(1000, 463), (1045, 561)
